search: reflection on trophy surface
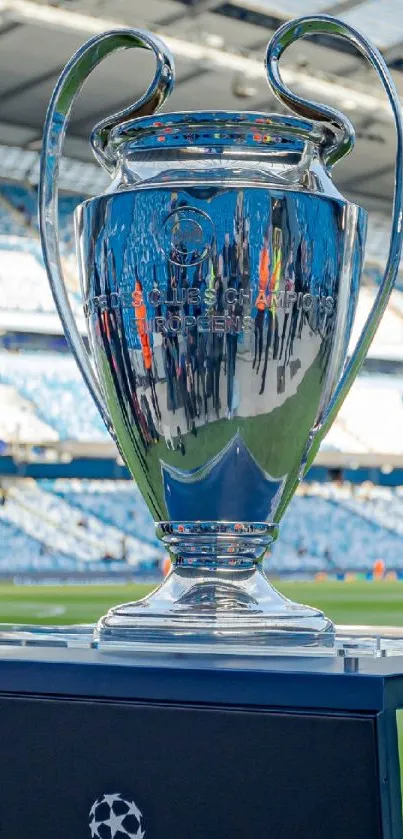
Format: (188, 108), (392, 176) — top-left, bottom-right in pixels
(78, 186), (363, 530)
(39, 16), (403, 650)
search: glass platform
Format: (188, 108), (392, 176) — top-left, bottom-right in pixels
(1, 623), (403, 667)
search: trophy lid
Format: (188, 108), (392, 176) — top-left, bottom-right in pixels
(90, 110), (333, 173)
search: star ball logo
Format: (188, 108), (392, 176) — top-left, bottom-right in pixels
(89, 793), (145, 839)
(160, 206), (214, 266)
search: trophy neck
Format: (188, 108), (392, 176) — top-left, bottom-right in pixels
(98, 110), (334, 191)
(156, 521), (279, 569)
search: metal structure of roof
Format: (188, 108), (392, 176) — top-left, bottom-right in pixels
(0, 0), (401, 211)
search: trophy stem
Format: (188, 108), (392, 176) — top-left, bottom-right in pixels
(94, 523), (334, 652)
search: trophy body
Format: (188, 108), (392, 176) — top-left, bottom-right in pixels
(39, 17), (403, 651)
(77, 183), (364, 529)
(75, 175), (364, 645)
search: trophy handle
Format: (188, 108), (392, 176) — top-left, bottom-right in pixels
(266, 15), (403, 479)
(39, 30), (174, 434)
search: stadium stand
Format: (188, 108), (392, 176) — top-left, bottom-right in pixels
(0, 348), (402, 454)
(0, 185), (401, 574)
(329, 374), (403, 455)
(46, 479), (159, 548)
(365, 214), (403, 294)
(0, 184), (83, 336)
(0, 183), (81, 246)
(0, 480), (162, 573)
(0, 182), (401, 321)
(0, 247), (57, 314)
(0, 383), (58, 443)
(276, 483), (403, 572)
(0, 352), (106, 441)
(0, 517), (73, 572)
(0, 478), (398, 575)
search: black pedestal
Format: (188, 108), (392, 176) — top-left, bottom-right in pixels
(0, 647), (401, 838)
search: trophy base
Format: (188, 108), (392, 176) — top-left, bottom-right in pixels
(94, 565), (334, 653)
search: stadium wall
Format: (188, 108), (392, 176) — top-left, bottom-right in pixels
(0, 455), (403, 485)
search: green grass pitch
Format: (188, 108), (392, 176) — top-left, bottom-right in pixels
(0, 579), (401, 626)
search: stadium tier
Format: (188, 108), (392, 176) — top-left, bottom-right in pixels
(0, 181), (401, 322)
(0, 480), (161, 573)
(0, 177), (401, 573)
(279, 484), (403, 572)
(0, 184), (82, 245)
(0, 349), (401, 455)
(0, 184), (84, 333)
(0, 479), (400, 574)
(0, 352), (106, 441)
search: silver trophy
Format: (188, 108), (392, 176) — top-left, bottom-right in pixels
(39, 16), (403, 651)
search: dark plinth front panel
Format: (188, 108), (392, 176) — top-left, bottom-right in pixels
(0, 695), (381, 839)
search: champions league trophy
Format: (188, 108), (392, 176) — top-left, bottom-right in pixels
(39, 16), (403, 652)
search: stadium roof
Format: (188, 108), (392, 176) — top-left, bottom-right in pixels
(0, 0), (401, 210)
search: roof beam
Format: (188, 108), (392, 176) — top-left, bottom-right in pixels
(0, 115), (88, 157)
(251, 0), (368, 18)
(249, 97), (280, 112)
(357, 115), (379, 130)
(322, 0), (369, 12)
(156, 0), (224, 28)
(0, 64), (65, 105)
(249, 1), (369, 68)
(315, 1), (371, 77)
(382, 40), (403, 65)
(337, 187), (390, 210)
(341, 162), (395, 188)
(0, 20), (23, 40)
(69, 65), (211, 131)
(332, 33), (403, 77)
